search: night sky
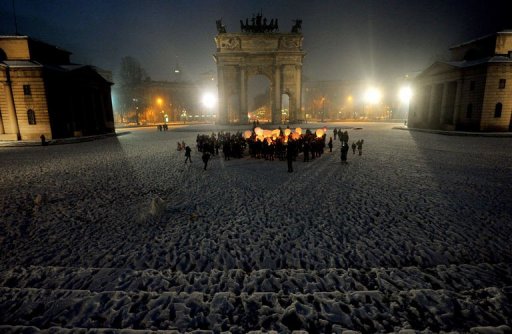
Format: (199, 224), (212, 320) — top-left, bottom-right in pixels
(0, 0), (509, 84)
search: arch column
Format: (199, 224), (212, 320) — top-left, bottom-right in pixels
(239, 66), (247, 123)
(272, 65), (281, 124)
(217, 65), (227, 124)
(293, 65), (302, 121)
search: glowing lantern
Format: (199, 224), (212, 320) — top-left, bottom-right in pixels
(284, 128), (291, 136)
(263, 129), (272, 138)
(316, 129), (324, 138)
(291, 132), (300, 140)
(272, 129), (280, 137)
(323, 126), (327, 133)
(272, 135), (277, 140)
(257, 135), (264, 142)
(244, 130), (252, 139)
(254, 127), (263, 136)
(283, 136), (288, 143)
(266, 137), (273, 144)
(295, 127), (302, 135)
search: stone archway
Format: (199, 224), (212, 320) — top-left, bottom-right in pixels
(214, 16), (305, 125)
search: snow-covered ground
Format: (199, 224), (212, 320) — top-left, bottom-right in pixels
(0, 122), (511, 333)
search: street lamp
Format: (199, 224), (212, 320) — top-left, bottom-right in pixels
(321, 96), (326, 122)
(364, 87), (382, 119)
(347, 95), (353, 119)
(399, 86), (413, 121)
(156, 97), (165, 123)
(201, 92), (217, 123)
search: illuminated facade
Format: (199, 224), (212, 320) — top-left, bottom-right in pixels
(0, 36), (114, 141)
(214, 16), (305, 124)
(409, 30), (512, 131)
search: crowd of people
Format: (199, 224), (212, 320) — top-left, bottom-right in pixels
(177, 126), (364, 171)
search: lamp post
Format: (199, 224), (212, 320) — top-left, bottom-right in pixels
(156, 97), (164, 124)
(364, 87), (382, 120)
(321, 96), (325, 122)
(399, 86), (412, 122)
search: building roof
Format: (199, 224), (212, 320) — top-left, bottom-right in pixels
(442, 55), (512, 68)
(0, 60), (42, 67)
(449, 30), (512, 50)
(0, 35), (72, 55)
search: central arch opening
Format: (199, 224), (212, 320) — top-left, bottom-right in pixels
(248, 75), (271, 124)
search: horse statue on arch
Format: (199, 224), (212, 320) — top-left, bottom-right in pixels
(216, 19), (227, 34)
(291, 19), (302, 33)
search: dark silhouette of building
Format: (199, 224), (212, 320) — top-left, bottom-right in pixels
(409, 30), (512, 132)
(0, 36), (114, 141)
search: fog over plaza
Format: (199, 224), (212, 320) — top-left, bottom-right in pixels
(1, 0), (512, 332)
(0, 0), (509, 83)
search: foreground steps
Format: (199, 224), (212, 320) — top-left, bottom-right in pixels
(1, 263), (511, 333)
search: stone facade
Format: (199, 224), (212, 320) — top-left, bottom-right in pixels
(0, 36), (114, 141)
(214, 29), (305, 125)
(408, 31), (512, 132)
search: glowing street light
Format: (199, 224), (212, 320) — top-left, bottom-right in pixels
(201, 92), (217, 109)
(364, 87), (382, 105)
(399, 86), (413, 104)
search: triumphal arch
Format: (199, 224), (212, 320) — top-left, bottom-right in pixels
(214, 14), (305, 124)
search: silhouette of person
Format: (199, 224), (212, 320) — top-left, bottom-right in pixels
(202, 151), (211, 170)
(185, 146), (192, 163)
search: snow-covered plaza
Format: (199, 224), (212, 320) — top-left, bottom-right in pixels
(1, 122), (511, 333)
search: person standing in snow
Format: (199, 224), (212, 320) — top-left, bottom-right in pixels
(286, 141), (294, 173)
(328, 137), (333, 152)
(202, 151), (211, 170)
(340, 142), (349, 163)
(184, 146), (192, 163)
(351, 142), (356, 154)
(357, 139), (364, 156)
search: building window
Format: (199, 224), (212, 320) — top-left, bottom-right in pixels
(466, 104), (473, 118)
(499, 79), (506, 89)
(494, 103), (502, 118)
(27, 109), (36, 125)
(23, 85), (32, 96)
(469, 81), (475, 91)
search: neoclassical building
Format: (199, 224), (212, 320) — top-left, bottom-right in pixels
(214, 15), (305, 125)
(408, 30), (512, 132)
(0, 36), (114, 141)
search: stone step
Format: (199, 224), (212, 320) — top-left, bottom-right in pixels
(1, 262), (511, 295)
(1, 286), (511, 333)
(0, 326), (182, 334)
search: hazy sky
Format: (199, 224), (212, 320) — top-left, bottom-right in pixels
(1, 0), (509, 84)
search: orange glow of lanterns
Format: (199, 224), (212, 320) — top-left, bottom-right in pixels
(284, 128), (291, 136)
(315, 129), (324, 138)
(244, 130), (252, 139)
(295, 127), (302, 135)
(254, 127), (263, 136)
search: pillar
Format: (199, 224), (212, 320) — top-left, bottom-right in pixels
(239, 66), (247, 124)
(272, 65), (281, 124)
(452, 79), (463, 126)
(294, 65), (302, 121)
(4, 71), (21, 140)
(217, 66), (227, 124)
(439, 83), (448, 124)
